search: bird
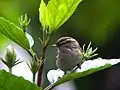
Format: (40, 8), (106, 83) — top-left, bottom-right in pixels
(53, 36), (83, 72)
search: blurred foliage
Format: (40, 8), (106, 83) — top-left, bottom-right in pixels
(0, 0), (120, 55)
(0, 0), (120, 89)
(0, 70), (41, 90)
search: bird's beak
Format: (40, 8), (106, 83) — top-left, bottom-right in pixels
(52, 44), (57, 47)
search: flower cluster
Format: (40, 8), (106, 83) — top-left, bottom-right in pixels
(47, 68), (64, 84)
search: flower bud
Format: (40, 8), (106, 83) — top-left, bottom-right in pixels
(5, 45), (16, 66)
(26, 53), (41, 74)
(0, 45), (23, 73)
(19, 14), (31, 32)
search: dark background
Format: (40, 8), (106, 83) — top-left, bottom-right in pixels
(0, 0), (120, 90)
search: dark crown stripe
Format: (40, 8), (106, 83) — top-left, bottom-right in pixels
(56, 37), (72, 43)
(56, 37), (76, 46)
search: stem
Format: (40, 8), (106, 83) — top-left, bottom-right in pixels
(44, 83), (55, 90)
(33, 73), (36, 83)
(43, 30), (45, 45)
(9, 68), (12, 74)
(37, 32), (53, 87)
(28, 48), (35, 57)
(37, 46), (46, 87)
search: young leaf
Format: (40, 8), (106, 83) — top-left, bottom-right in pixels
(39, 0), (82, 32)
(0, 70), (42, 90)
(39, 0), (48, 31)
(0, 17), (30, 50)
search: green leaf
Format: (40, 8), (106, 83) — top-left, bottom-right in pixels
(39, 0), (82, 32)
(45, 63), (117, 90)
(0, 17), (30, 50)
(55, 64), (112, 86)
(39, 0), (48, 31)
(0, 70), (42, 90)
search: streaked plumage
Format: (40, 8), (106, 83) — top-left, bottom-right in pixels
(54, 37), (82, 71)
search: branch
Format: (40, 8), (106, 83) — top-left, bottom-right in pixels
(37, 32), (53, 87)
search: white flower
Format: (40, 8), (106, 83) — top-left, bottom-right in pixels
(76, 58), (120, 72)
(25, 33), (34, 47)
(47, 68), (65, 84)
(7, 45), (13, 52)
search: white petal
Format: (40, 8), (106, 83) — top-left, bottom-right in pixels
(47, 69), (65, 84)
(76, 58), (120, 72)
(7, 45), (13, 52)
(25, 33), (34, 48)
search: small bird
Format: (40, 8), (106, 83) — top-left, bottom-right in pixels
(53, 37), (82, 72)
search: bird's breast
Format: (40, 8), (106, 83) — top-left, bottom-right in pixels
(56, 48), (81, 71)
